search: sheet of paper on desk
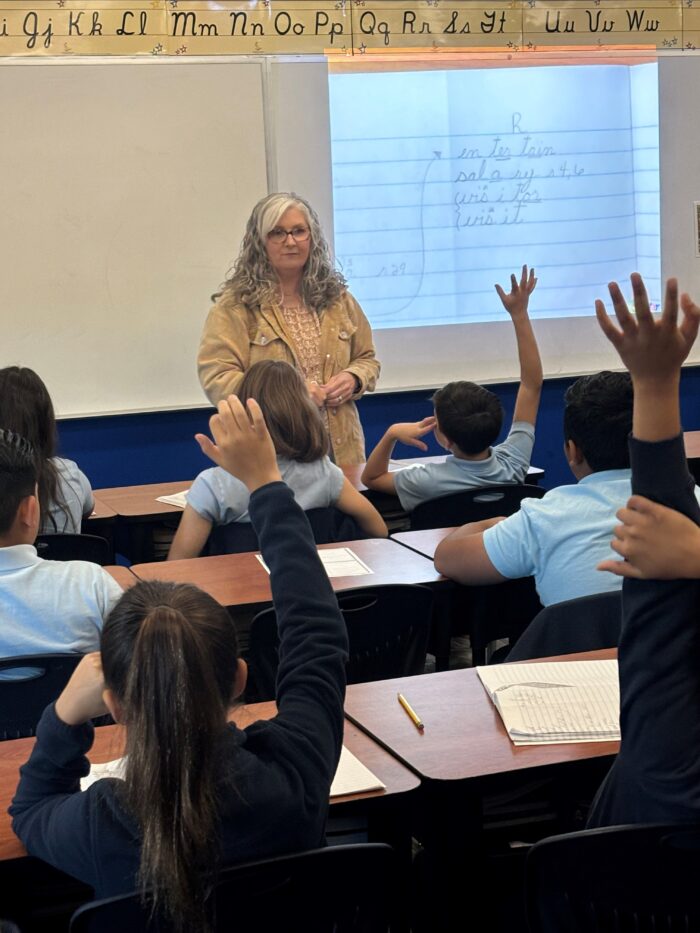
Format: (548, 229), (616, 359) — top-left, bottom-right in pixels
(156, 489), (190, 508)
(330, 746), (385, 797)
(81, 756), (126, 790)
(80, 748), (383, 798)
(477, 660), (620, 746)
(256, 548), (372, 578)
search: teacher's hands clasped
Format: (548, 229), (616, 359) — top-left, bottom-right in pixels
(322, 371), (357, 409)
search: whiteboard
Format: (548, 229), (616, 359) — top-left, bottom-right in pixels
(0, 59), (268, 416)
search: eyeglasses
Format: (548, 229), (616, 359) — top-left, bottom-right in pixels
(267, 225), (311, 244)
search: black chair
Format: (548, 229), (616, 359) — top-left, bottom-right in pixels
(526, 823), (700, 933)
(409, 483), (545, 531)
(246, 584), (433, 702)
(0, 654), (82, 739)
(506, 590), (622, 661)
(70, 842), (398, 932)
(206, 507), (367, 556)
(35, 533), (112, 566)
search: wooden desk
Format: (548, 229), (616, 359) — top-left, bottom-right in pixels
(391, 527), (454, 561)
(103, 565), (138, 589)
(345, 650), (618, 930)
(131, 538), (445, 608)
(0, 703), (418, 862)
(93, 481), (190, 520)
(86, 498), (117, 522)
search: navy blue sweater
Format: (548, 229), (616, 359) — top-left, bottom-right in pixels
(588, 434), (700, 826)
(9, 482), (348, 896)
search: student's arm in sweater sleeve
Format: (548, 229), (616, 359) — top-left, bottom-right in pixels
(196, 395), (348, 781)
(593, 274), (700, 817)
(10, 705), (104, 888)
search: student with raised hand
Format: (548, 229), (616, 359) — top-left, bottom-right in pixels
(169, 359), (387, 560)
(0, 367), (94, 534)
(11, 395), (349, 930)
(586, 273), (700, 827)
(361, 265), (541, 511)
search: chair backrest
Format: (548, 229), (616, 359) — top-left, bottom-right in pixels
(246, 584), (433, 702)
(526, 823), (700, 933)
(409, 483), (545, 531)
(35, 533), (112, 566)
(506, 590), (622, 661)
(0, 653), (82, 739)
(70, 842), (398, 932)
(205, 506), (367, 556)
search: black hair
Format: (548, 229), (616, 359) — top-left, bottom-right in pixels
(563, 371), (633, 472)
(431, 381), (504, 455)
(0, 429), (37, 535)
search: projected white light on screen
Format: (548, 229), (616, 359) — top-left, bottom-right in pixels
(329, 63), (660, 329)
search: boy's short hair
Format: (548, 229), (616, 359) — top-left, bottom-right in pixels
(0, 429), (37, 535)
(431, 381), (504, 455)
(563, 371), (633, 472)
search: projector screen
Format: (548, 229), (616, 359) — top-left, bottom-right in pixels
(329, 59), (662, 388)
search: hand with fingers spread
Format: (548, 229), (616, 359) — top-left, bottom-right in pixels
(388, 416), (438, 452)
(495, 264), (538, 319)
(596, 273), (700, 385)
(598, 495), (700, 580)
(196, 395), (282, 492)
(596, 273), (700, 442)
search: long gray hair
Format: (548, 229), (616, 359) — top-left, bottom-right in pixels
(215, 193), (347, 312)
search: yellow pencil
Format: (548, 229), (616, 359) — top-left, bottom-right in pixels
(397, 692), (424, 732)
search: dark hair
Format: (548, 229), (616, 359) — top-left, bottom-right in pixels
(0, 367), (70, 532)
(101, 581), (240, 930)
(431, 381), (504, 455)
(563, 371), (633, 472)
(0, 430), (37, 535)
(239, 360), (328, 461)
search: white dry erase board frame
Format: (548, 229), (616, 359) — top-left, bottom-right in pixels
(0, 56), (333, 417)
(1, 54), (699, 416)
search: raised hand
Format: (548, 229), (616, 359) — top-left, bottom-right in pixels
(596, 273), (700, 384)
(196, 395), (282, 492)
(495, 264), (537, 318)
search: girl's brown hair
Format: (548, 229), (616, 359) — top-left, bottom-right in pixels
(101, 581), (240, 930)
(239, 360), (328, 462)
(0, 366), (71, 531)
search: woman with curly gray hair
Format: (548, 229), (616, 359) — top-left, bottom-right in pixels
(198, 193), (380, 464)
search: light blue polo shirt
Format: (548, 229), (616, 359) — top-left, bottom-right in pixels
(0, 545), (123, 679)
(187, 456), (345, 525)
(392, 422), (535, 513)
(483, 469), (633, 607)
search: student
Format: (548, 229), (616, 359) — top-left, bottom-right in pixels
(434, 370), (635, 607)
(585, 273), (700, 826)
(0, 366), (94, 534)
(0, 429), (121, 673)
(169, 358), (386, 560)
(361, 265), (542, 512)
(11, 396), (348, 930)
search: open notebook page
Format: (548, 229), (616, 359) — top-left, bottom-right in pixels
(477, 660), (620, 746)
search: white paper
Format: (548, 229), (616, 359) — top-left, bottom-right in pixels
(256, 547), (373, 579)
(330, 746), (386, 797)
(81, 746), (384, 799)
(477, 660), (620, 746)
(155, 490), (189, 508)
(81, 756), (126, 790)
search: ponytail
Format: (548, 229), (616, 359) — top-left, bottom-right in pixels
(102, 582), (239, 930)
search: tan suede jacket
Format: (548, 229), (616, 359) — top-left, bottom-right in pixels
(197, 291), (380, 465)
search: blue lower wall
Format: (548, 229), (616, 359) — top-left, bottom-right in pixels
(57, 366), (700, 492)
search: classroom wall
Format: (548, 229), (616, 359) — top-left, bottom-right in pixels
(57, 366), (700, 493)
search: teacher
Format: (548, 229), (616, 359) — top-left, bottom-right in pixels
(198, 193), (380, 465)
